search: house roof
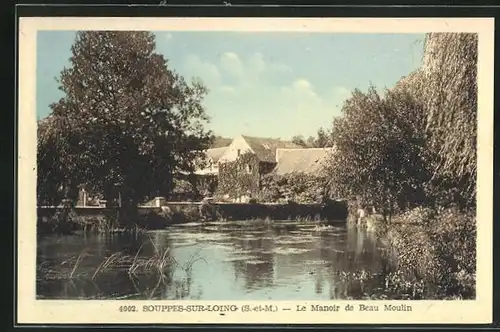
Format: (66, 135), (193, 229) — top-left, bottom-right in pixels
(241, 135), (301, 163)
(212, 136), (232, 148)
(188, 147), (227, 176)
(274, 148), (333, 175)
(205, 147), (228, 163)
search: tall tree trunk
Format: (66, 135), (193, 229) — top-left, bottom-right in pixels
(117, 185), (139, 227)
(103, 185), (116, 208)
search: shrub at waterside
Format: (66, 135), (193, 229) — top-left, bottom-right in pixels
(387, 207), (476, 298)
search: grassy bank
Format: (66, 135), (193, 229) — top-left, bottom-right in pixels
(361, 207), (476, 299)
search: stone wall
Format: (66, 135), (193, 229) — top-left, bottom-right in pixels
(38, 200), (348, 228)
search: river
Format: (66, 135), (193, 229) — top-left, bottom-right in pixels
(37, 220), (411, 300)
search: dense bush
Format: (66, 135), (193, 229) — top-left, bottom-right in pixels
(325, 86), (430, 221)
(37, 201), (80, 235)
(389, 207), (475, 298)
(258, 172), (327, 204)
(216, 152), (261, 200)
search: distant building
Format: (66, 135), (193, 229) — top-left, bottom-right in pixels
(193, 146), (227, 176)
(274, 147), (332, 176)
(72, 135), (334, 206)
(214, 135), (299, 201)
(201, 135), (334, 202)
(218, 135), (300, 164)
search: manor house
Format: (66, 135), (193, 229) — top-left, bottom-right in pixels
(195, 135), (334, 202)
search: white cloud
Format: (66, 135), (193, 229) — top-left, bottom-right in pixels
(279, 79), (325, 119)
(270, 62), (293, 75)
(293, 78), (313, 91)
(218, 51), (293, 85)
(182, 51), (347, 138)
(184, 54), (221, 87)
(220, 52), (243, 78)
(248, 52), (265, 73)
(279, 79), (319, 100)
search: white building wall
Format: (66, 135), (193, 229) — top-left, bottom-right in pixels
(218, 135), (254, 163)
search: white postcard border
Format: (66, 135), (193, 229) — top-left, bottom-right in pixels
(17, 17), (495, 324)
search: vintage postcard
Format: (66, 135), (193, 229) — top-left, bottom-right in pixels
(17, 17), (494, 325)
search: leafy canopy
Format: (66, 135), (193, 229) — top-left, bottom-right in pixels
(325, 86), (430, 216)
(37, 31), (213, 205)
(421, 33), (478, 187)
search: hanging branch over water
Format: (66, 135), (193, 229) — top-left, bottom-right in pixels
(421, 33), (478, 188)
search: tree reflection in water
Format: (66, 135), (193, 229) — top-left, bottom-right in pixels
(37, 220), (401, 300)
(231, 225), (276, 291)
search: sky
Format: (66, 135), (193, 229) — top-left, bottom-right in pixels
(37, 31), (425, 140)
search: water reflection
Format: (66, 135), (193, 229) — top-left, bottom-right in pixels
(231, 227), (275, 291)
(37, 220), (400, 300)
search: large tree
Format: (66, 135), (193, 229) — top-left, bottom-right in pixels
(390, 33), (478, 209)
(38, 31), (213, 216)
(325, 86), (429, 220)
(420, 33), (478, 202)
(37, 115), (80, 206)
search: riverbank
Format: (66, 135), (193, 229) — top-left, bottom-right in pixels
(37, 200), (348, 235)
(359, 207), (476, 299)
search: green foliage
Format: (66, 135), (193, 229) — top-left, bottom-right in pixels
(324, 32), (477, 214)
(171, 174), (218, 200)
(315, 127), (333, 148)
(389, 207), (475, 298)
(291, 127), (334, 148)
(259, 172), (327, 204)
(37, 31), (212, 208)
(421, 33), (478, 184)
(291, 135), (308, 147)
(325, 86), (430, 218)
(37, 203), (80, 235)
(37, 117), (79, 205)
(172, 177), (198, 200)
(216, 153), (261, 200)
(195, 175), (218, 197)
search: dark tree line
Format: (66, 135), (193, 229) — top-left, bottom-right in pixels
(291, 127), (334, 148)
